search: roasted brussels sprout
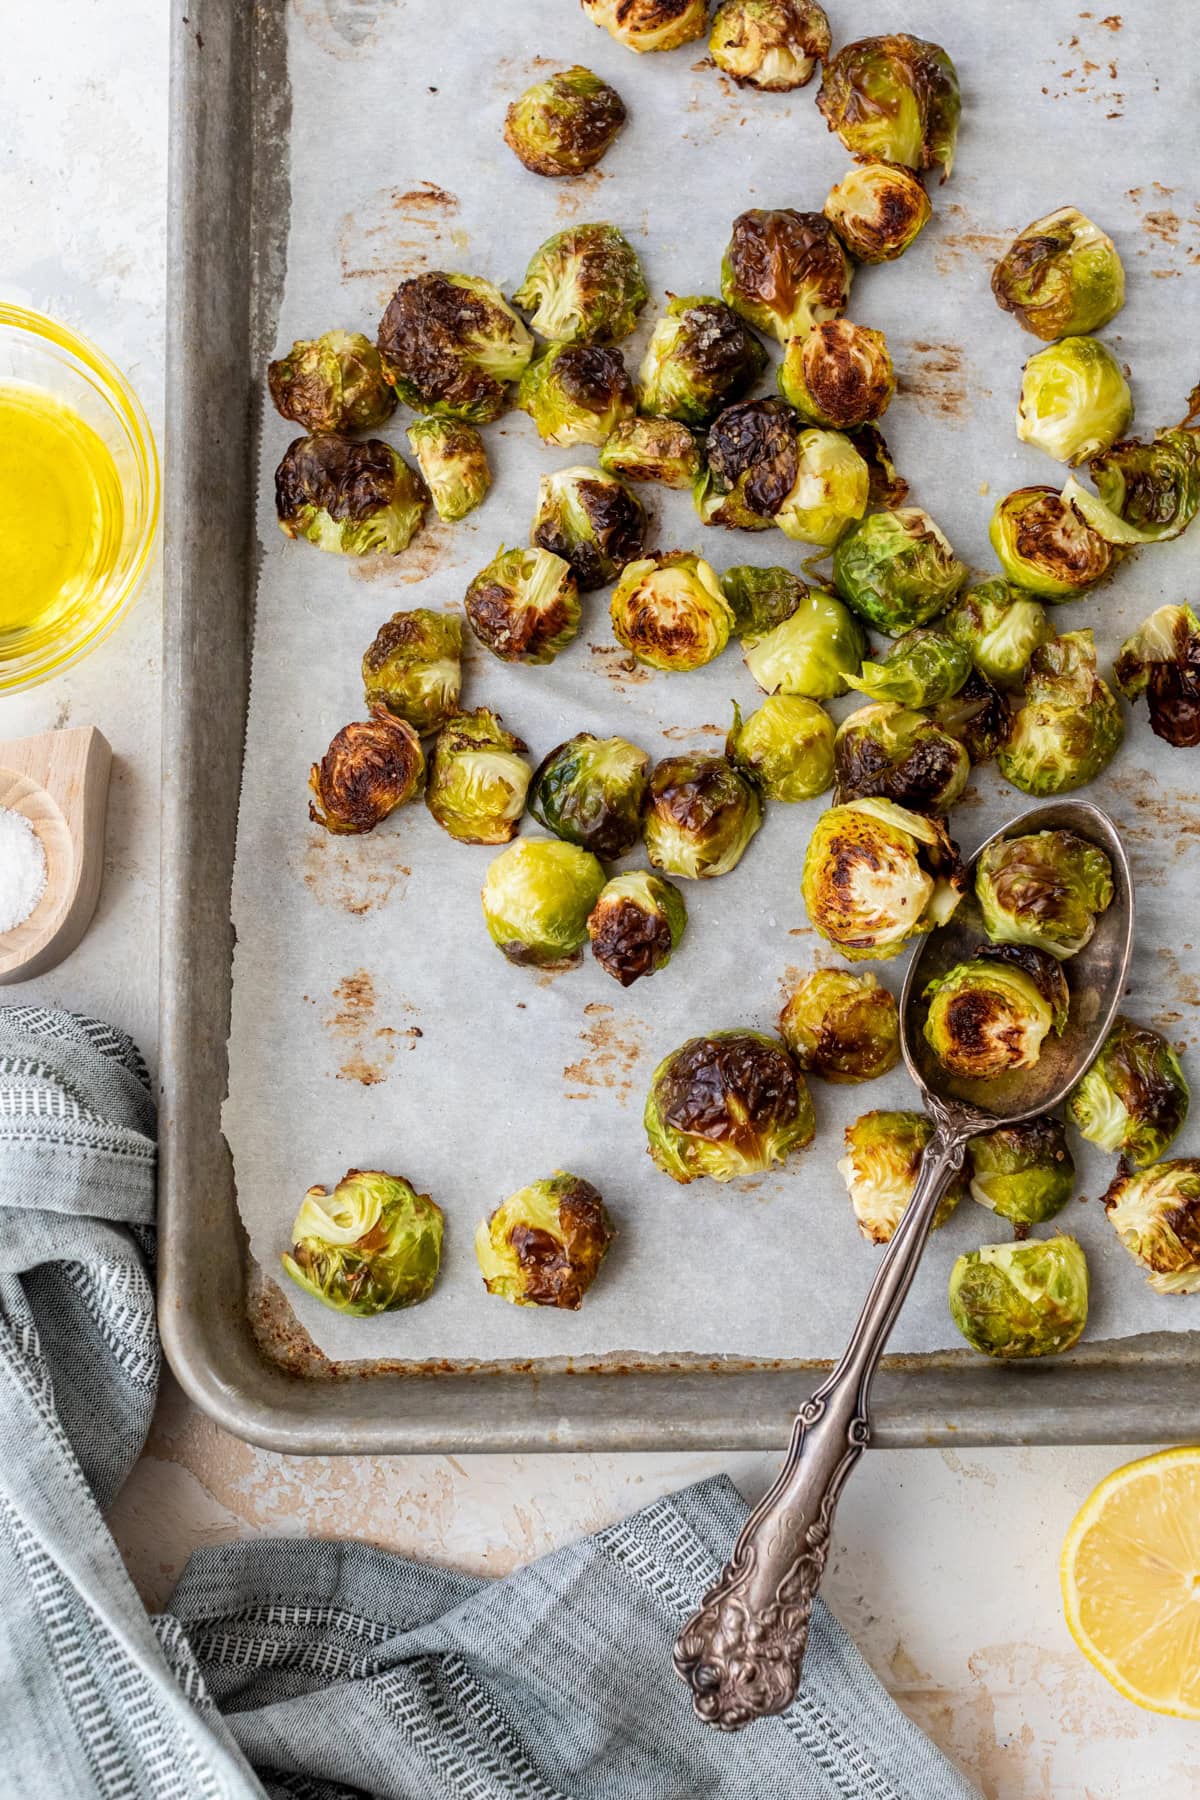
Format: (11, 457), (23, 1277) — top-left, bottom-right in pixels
(1113, 603), (1200, 746)
(976, 829), (1114, 960)
(948, 1237), (1089, 1358)
(823, 162), (931, 263)
(513, 223), (647, 345)
(531, 464), (647, 591)
(1102, 1160), (1200, 1294)
(709, 0), (830, 90)
(923, 943), (1069, 1082)
(989, 485), (1114, 600)
(481, 838), (607, 968)
(377, 273), (534, 423)
(817, 35), (961, 179)
(851, 421), (909, 508)
(726, 696), (835, 801)
(778, 321), (895, 430)
(405, 418), (490, 522)
(587, 869), (688, 986)
(600, 416), (703, 489)
(362, 608), (463, 736)
(695, 398), (799, 531)
(780, 968), (899, 1083)
(845, 627), (970, 708)
(582, 0), (709, 53)
(1068, 1017), (1189, 1168)
(802, 796), (964, 961)
(967, 1118), (1075, 1228)
(931, 670), (1012, 766)
(517, 343), (635, 447)
(998, 630), (1124, 796)
(991, 207), (1125, 342)
(530, 732), (650, 857)
(475, 1172), (613, 1308)
(464, 546), (581, 664)
(942, 578), (1052, 690)
(834, 701), (970, 815)
(610, 552), (734, 672)
(282, 1171), (443, 1317)
(425, 709), (531, 846)
(637, 295), (767, 427)
(644, 1030), (814, 1183)
(1016, 335), (1132, 468)
(268, 330), (397, 433)
(504, 66), (626, 177)
(720, 564), (806, 637)
(644, 754), (763, 880)
(1063, 428), (1200, 546)
(837, 1110), (963, 1243)
(833, 507), (966, 633)
(275, 435), (427, 557)
(721, 208), (852, 344)
(309, 710), (425, 835)
(743, 588), (867, 698)
(775, 428), (871, 546)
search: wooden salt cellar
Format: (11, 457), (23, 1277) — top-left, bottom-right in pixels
(0, 727), (112, 984)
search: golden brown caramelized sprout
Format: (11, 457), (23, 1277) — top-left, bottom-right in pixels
(308, 709), (425, 836)
(600, 416), (704, 489)
(476, 1172), (614, 1309)
(923, 943), (1069, 1082)
(513, 223), (647, 344)
(637, 294), (768, 427)
(1069, 1017), (1189, 1169)
(582, 0), (709, 54)
(976, 828), (1114, 960)
(531, 464), (647, 591)
(275, 435), (427, 557)
(817, 35), (961, 180)
(504, 66), (627, 176)
(834, 701), (970, 815)
(780, 968), (899, 1083)
(967, 1117), (1075, 1228)
(645, 1031), (815, 1183)
(425, 709), (531, 846)
(721, 208), (852, 343)
(516, 343), (635, 448)
(709, 0), (831, 90)
(823, 162), (931, 263)
(644, 754), (763, 880)
(778, 320), (895, 430)
(1114, 604), (1200, 746)
(1102, 1160), (1200, 1294)
(465, 546), (581, 665)
(530, 733), (650, 858)
(283, 1171), (443, 1316)
(838, 1109), (965, 1242)
(610, 552), (734, 672)
(587, 869), (688, 986)
(931, 670), (1012, 766)
(802, 796), (964, 962)
(988, 485), (1115, 599)
(695, 397), (799, 531)
(377, 272), (533, 423)
(948, 1237), (1088, 1358)
(268, 330), (397, 433)
(991, 207), (1125, 342)
(362, 607), (463, 736)
(404, 418), (491, 522)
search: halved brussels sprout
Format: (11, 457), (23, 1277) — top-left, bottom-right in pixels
(924, 943), (1069, 1081)
(802, 796), (964, 961)
(743, 588), (867, 698)
(600, 416), (703, 489)
(1016, 335), (1132, 468)
(1113, 603), (1200, 747)
(405, 418), (490, 522)
(695, 397), (799, 531)
(610, 552), (734, 672)
(778, 320), (895, 429)
(720, 564), (807, 637)
(426, 709), (531, 846)
(834, 701), (969, 815)
(637, 295), (767, 427)
(587, 869), (688, 986)
(989, 485), (1114, 600)
(817, 35), (960, 179)
(721, 208), (852, 344)
(481, 838), (607, 968)
(644, 754), (763, 880)
(942, 578), (1052, 690)
(932, 670), (1012, 765)
(775, 428), (871, 545)
(531, 464), (647, 591)
(1102, 1159), (1200, 1294)
(991, 207), (1125, 342)
(709, 0), (830, 89)
(845, 626), (970, 707)
(1062, 428), (1200, 546)
(823, 161), (931, 263)
(362, 608), (463, 736)
(1068, 1017), (1189, 1168)
(517, 343), (635, 447)
(967, 1118), (1075, 1228)
(780, 968), (899, 1083)
(503, 66), (627, 177)
(513, 223), (647, 344)
(476, 1172), (614, 1308)
(275, 436), (427, 557)
(582, 0), (709, 53)
(309, 709), (425, 835)
(268, 329), (397, 433)
(377, 273), (534, 423)
(727, 695), (835, 801)
(852, 422), (909, 508)
(837, 1109), (964, 1243)
(282, 1171), (443, 1317)
(948, 1237), (1088, 1358)
(976, 829), (1114, 960)
(465, 546), (581, 664)
(833, 506), (966, 633)
(530, 732), (650, 857)
(645, 1030), (814, 1183)
(998, 630), (1124, 796)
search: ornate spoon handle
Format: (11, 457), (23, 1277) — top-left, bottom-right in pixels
(674, 1120), (969, 1731)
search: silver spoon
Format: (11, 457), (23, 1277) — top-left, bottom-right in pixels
(674, 798), (1134, 1731)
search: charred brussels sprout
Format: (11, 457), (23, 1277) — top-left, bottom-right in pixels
(504, 66), (626, 177)
(852, 422), (909, 508)
(481, 838), (606, 968)
(695, 397), (799, 531)
(775, 429), (870, 546)
(727, 696), (835, 801)
(967, 1118), (1075, 1228)
(778, 321), (895, 429)
(377, 272), (533, 423)
(989, 486), (1114, 599)
(517, 343), (635, 447)
(1069, 1017), (1189, 1168)
(426, 710), (531, 846)
(838, 1110), (963, 1243)
(644, 755), (763, 880)
(743, 589), (866, 698)
(802, 796), (964, 961)
(845, 627), (970, 708)
(976, 829), (1114, 960)
(309, 710), (425, 835)
(275, 435), (427, 557)
(817, 35), (960, 179)
(948, 1237), (1089, 1358)
(780, 968), (899, 1083)
(582, 0), (709, 53)
(833, 507), (966, 633)
(823, 162), (931, 263)
(282, 1171), (443, 1317)
(465, 546), (581, 664)
(924, 943), (1069, 1082)
(834, 702), (969, 815)
(991, 207), (1125, 342)
(610, 552), (733, 672)
(1102, 1160), (1200, 1294)
(721, 208), (852, 344)
(405, 418), (490, 523)
(514, 223), (647, 344)
(268, 330), (397, 433)
(637, 295), (767, 427)
(600, 416), (703, 489)
(709, 0), (830, 90)
(530, 732), (650, 857)
(720, 564), (806, 637)
(1114, 603), (1200, 746)
(587, 869), (687, 986)
(998, 630), (1124, 796)
(362, 608), (463, 736)
(943, 578), (1052, 690)
(531, 464), (647, 591)
(645, 1031), (814, 1183)
(931, 670), (1012, 766)
(1063, 429), (1200, 546)
(476, 1172), (613, 1308)
(1016, 335), (1132, 468)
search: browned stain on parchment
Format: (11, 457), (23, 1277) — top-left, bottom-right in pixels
(348, 520), (456, 586)
(554, 168), (611, 220)
(338, 182), (468, 303)
(1104, 766), (1200, 888)
(897, 341), (977, 423)
(589, 643), (653, 687)
(302, 829), (410, 916)
(661, 722), (724, 740)
(1049, 14), (1124, 112)
(932, 203), (1009, 276)
(563, 1003), (647, 1103)
(321, 970), (421, 1085)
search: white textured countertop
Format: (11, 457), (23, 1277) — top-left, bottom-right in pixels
(3, 7), (1197, 1794)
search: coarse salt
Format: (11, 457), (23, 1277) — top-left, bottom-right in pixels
(0, 806), (47, 934)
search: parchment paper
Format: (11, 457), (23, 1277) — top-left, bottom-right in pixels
(226, 0), (1200, 1362)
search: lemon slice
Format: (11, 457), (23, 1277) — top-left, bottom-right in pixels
(1061, 1447), (1200, 1717)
